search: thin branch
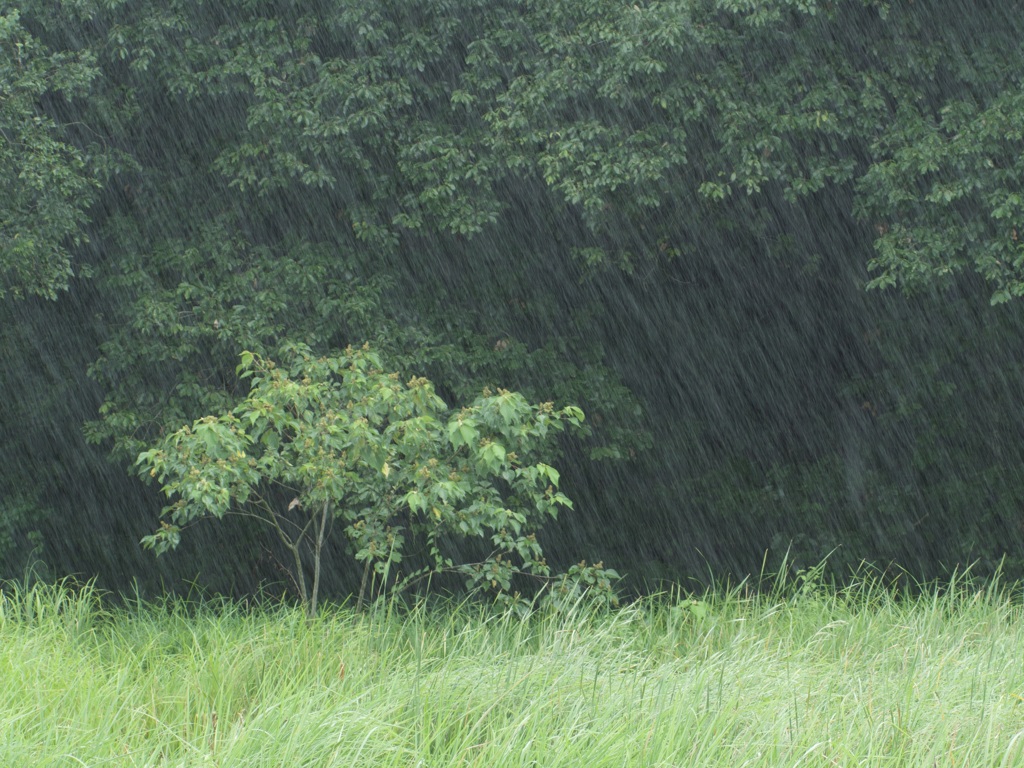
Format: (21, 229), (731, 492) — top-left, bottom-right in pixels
(267, 507), (296, 549)
(257, 544), (301, 601)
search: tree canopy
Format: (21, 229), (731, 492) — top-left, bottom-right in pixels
(0, 8), (97, 299)
(2, 0), (1024, 594)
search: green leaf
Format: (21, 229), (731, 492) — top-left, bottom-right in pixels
(536, 462), (560, 486)
(479, 441), (506, 473)
(237, 350), (255, 374)
(403, 489), (426, 513)
(448, 418), (479, 449)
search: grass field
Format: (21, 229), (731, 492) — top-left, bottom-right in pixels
(3, 572), (1024, 767)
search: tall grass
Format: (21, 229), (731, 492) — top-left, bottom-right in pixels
(2, 572), (1023, 766)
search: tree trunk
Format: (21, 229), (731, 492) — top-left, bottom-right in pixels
(309, 501), (329, 621)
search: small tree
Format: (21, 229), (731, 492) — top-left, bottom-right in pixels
(137, 343), (615, 617)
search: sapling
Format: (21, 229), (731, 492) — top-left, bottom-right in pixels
(138, 342), (617, 618)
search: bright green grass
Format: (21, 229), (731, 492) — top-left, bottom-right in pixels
(3, 575), (1024, 767)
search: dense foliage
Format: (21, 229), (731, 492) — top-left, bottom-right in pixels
(2, 0), (1023, 595)
(0, 9), (97, 299)
(138, 344), (611, 616)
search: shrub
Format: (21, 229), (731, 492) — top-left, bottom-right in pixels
(137, 343), (617, 617)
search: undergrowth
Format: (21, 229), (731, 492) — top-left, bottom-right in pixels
(2, 569), (1023, 766)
